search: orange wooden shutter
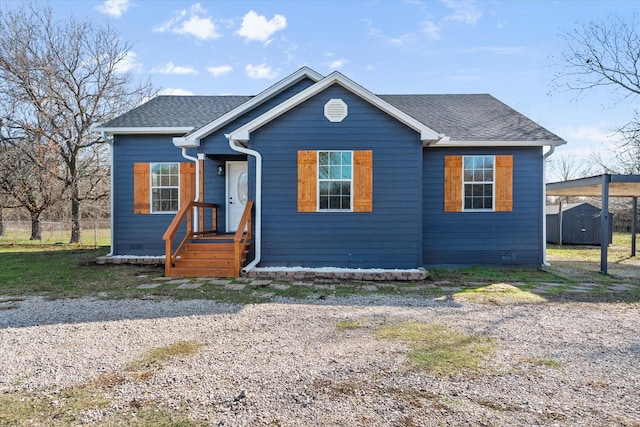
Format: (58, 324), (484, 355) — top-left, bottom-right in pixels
(297, 151), (317, 212)
(444, 156), (463, 212)
(353, 150), (373, 212)
(180, 162), (196, 207)
(495, 155), (513, 212)
(133, 162), (150, 214)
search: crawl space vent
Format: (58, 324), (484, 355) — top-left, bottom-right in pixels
(324, 99), (348, 122)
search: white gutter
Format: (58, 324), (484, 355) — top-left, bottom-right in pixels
(181, 148), (200, 232)
(541, 144), (557, 267)
(101, 131), (115, 256)
(226, 134), (262, 273)
(93, 126), (194, 135)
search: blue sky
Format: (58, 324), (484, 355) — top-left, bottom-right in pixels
(48, 0), (638, 177)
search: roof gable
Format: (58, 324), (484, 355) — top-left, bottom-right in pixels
(228, 71), (442, 143)
(175, 67), (323, 147)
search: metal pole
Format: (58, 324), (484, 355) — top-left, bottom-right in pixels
(558, 200), (563, 246)
(632, 197), (637, 257)
(600, 174), (611, 274)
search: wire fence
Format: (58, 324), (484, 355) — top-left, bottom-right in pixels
(0, 219), (111, 246)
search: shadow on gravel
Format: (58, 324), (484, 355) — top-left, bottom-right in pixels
(0, 297), (242, 329)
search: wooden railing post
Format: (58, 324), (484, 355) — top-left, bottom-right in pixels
(163, 201), (220, 276)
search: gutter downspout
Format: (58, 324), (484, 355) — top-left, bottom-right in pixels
(181, 148), (200, 231)
(226, 135), (261, 273)
(102, 131), (115, 256)
(542, 144), (557, 267)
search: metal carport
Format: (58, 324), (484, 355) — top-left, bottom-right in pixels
(546, 174), (640, 274)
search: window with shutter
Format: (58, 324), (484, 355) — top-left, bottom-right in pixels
(133, 162), (195, 214)
(298, 150), (373, 212)
(444, 155), (512, 212)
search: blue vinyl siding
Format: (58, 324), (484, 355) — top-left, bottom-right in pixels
(112, 135), (188, 255)
(248, 84), (423, 269)
(423, 147), (544, 267)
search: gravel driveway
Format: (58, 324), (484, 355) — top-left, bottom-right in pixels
(1, 295), (639, 426)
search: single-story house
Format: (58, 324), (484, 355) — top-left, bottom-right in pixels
(94, 67), (566, 277)
(546, 202), (613, 245)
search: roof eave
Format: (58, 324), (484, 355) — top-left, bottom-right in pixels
(427, 139), (567, 147)
(92, 126), (194, 135)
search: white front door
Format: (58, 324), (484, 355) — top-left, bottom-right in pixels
(226, 161), (248, 232)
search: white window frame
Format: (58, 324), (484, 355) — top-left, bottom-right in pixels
(462, 155), (495, 212)
(317, 150), (353, 212)
(150, 162), (180, 214)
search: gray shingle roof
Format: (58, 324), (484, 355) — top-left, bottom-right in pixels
(99, 95), (252, 129)
(98, 92), (564, 143)
(379, 94), (564, 142)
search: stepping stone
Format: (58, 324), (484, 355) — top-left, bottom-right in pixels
(270, 284), (290, 290)
(206, 279), (234, 285)
(249, 280), (272, 286)
(292, 281), (312, 287)
(609, 284), (634, 292)
(176, 283), (202, 290)
(225, 284), (246, 291)
(565, 287), (593, 293)
(314, 284), (335, 290)
(167, 279), (190, 285)
(152, 277), (175, 281)
(360, 285), (378, 291)
(136, 283), (163, 289)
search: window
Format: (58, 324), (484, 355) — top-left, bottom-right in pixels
(298, 150), (372, 213)
(151, 163), (180, 213)
(443, 155), (512, 213)
(133, 162), (195, 215)
(318, 151), (352, 211)
(463, 156), (494, 210)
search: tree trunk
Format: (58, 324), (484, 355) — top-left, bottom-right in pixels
(70, 182), (81, 243)
(30, 214), (41, 241)
(0, 207), (4, 236)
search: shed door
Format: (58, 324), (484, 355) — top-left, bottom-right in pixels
(226, 161), (248, 232)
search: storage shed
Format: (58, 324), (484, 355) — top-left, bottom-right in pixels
(546, 203), (613, 245)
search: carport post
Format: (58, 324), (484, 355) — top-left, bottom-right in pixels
(600, 174), (611, 274)
(632, 197), (637, 257)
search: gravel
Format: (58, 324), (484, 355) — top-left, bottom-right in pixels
(1, 295), (639, 426)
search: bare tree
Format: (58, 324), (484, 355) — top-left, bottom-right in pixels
(553, 13), (640, 171)
(547, 153), (594, 182)
(0, 137), (63, 239)
(0, 3), (154, 243)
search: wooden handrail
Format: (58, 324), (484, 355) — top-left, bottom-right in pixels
(233, 201), (254, 276)
(163, 201), (218, 276)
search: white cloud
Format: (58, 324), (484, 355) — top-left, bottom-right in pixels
(329, 58), (348, 70)
(151, 62), (198, 75)
(207, 65), (233, 78)
(419, 1), (481, 41)
(560, 125), (622, 144)
(421, 20), (442, 40)
(114, 51), (142, 74)
(442, 0), (482, 25)
(159, 88), (195, 96)
(245, 63), (277, 79)
(237, 10), (287, 44)
(154, 3), (221, 41)
(95, 0), (130, 18)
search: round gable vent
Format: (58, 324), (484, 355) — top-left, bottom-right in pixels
(324, 98), (348, 122)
